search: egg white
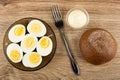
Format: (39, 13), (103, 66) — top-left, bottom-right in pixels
(22, 52), (42, 68)
(21, 34), (38, 53)
(27, 20), (47, 37)
(8, 24), (26, 43)
(6, 43), (23, 63)
(37, 36), (53, 56)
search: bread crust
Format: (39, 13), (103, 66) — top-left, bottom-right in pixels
(80, 28), (117, 65)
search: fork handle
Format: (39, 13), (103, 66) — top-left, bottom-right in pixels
(59, 29), (80, 75)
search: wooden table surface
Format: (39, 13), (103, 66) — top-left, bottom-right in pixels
(0, 0), (120, 80)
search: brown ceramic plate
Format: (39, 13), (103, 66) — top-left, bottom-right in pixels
(3, 17), (57, 71)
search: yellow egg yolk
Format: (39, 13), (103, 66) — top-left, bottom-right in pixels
(40, 37), (50, 48)
(24, 37), (35, 48)
(30, 22), (41, 34)
(10, 50), (21, 62)
(29, 52), (40, 64)
(14, 26), (25, 36)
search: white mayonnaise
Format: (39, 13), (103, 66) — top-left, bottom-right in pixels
(66, 8), (89, 29)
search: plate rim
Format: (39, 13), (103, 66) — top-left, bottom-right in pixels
(3, 17), (57, 71)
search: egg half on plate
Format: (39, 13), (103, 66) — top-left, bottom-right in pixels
(37, 36), (53, 56)
(21, 34), (38, 53)
(27, 20), (47, 37)
(22, 52), (42, 68)
(6, 43), (23, 63)
(8, 24), (26, 43)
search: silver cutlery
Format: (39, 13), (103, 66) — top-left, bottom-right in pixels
(51, 5), (80, 75)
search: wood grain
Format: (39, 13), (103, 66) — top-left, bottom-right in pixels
(0, 0), (120, 80)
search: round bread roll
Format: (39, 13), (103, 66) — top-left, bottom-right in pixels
(80, 28), (117, 65)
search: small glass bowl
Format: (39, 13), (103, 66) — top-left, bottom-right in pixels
(66, 7), (89, 29)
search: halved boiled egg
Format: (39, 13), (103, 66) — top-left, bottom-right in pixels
(27, 20), (47, 37)
(8, 24), (26, 43)
(21, 34), (38, 53)
(6, 43), (23, 63)
(22, 52), (42, 68)
(37, 36), (53, 56)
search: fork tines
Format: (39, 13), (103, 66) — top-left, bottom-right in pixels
(51, 5), (62, 22)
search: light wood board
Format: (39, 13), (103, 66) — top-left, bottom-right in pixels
(0, 0), (120, 80)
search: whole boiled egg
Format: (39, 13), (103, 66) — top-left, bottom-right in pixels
(22, 52), (42, 68)
(37, 36), (53, 56)
(8, 24), (26, 43)
(27, 20), (47, 37)
(6, 43), (23, 63)
(21, 34), (38, 53)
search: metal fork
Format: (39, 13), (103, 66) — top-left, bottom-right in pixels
(51, 5), (80, 75)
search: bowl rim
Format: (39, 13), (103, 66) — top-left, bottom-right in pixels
(66, 7), (89, 29)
